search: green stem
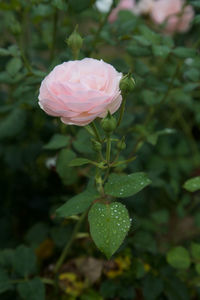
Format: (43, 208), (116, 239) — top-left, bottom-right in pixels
(90, 122), (102, 143)
(17, 37), (33, 74)
(9, 278), (54, 286)
(54, 211), (87, 274)
(117, 98), (126, 128)
(50, 8), (58, 61)
(106, 135), (111, 165)
(91, 1), (116, 54)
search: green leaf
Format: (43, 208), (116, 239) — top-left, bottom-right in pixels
(183, 176), (200, 192)
(127, 44), (151, 57)
(152, 45), (171, 58)
(0, 108), (26, 140)
(195, 263), (200, 275)
(73, 128), (94, 155)
(147, 128), (175, 146)
(17, 278), (45, 300)
(56, 188), (99, 218)
(43, 134), (69, 150)
(191, 243), (200, 260)
(173, 47), (197, 59)
(193, 15), (200, 24)
(69, 158), (91, 167)
(139, 25), (161, 45)
(142, 274), (163, 300)
(6, 57), (22, 76)
(0, 249), (14, 268)
(104, 172), (151, 198)
(25, 223), (49, 248)
(151, 209), (169, 224)
(167, 246), (191, 269)
(0, 268), (12, 294)
(185, 68), (200, 82)
(88, 202), (131, 258)
(133, 35), (151, 46)
(69, 0), (91, 12)
(13, 245), (37, 277)
(56, 149), (77, 185)
(191, 1), (200, 8)
(0, 48), (10, 56)
(132, 231), (157, 253)
(142, 90), (162, 106)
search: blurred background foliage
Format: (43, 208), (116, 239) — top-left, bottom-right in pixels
(0, 0), (200, 299)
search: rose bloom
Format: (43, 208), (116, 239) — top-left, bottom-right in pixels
(150, 0), (194, 34)
(38, 58), (122, 126)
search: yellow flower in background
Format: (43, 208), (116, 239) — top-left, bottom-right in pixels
(106, 255), (131, 279)
(144, 263), (151, 272)
(59, 272), (85, 298)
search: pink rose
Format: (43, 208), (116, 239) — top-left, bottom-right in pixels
(38, 58), (122, 126)
(108, 0), (137, 23)
(136, 0), (155, 15)
(150, 0), (194, 34)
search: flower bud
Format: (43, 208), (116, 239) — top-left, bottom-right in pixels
(91, 139), (102, 152)
(101, 111), (117, 133)
(119, 73), (135, 96)
(66, 26), (83, 59)
(117, 137), (126, 150)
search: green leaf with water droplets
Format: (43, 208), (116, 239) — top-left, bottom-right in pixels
(183, 176), (200, 192)
(56, 188), (99, 218)
(88, 202), (131, 259)
(104, 172), (151, 198)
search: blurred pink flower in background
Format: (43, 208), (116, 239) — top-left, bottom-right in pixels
(108, 0), (137, 23)
(150, 0), (194, 34)
(107, 0), (194, 34)
(136, 0), (155, 15)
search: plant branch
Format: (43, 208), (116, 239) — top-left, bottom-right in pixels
(53, 211), (87, 274)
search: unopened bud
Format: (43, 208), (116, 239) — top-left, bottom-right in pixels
(101, 112), (117, 133)
(91, 139), (102, 152)
(119, 73), (135, 96)
(117, 137), (126, 150)
(66, 26), (83, 59)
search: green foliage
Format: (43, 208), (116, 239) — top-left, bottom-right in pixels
(0, 0), (200, 299)
(0, 108), (26, 140)
(13, 245), (37, 277)
(191, 243), (200, 260)
(17, 278), (45, 300)
(167, 247), (191, 270)
(104, 172), (151, 198)
(56, 149), (77, 185)
(69, 158), (92, 166)
(43, 134), (70, 150)
(0, 269), (12, 294)
(183, 176), (200, 192)
(56, 188), (99, 218)
(88, 202), (131, 258)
